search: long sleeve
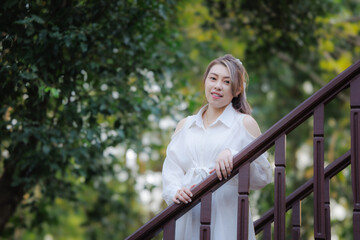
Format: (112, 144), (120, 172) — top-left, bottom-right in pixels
(162, 135), (186, 206)
(228, 128), (272, 190)
(228, 148), (271, 190)
(248, 151), (272, 190)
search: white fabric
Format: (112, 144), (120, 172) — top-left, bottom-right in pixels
(162, 103), (272, 240)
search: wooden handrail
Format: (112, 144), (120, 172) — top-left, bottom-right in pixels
(254, 150), (351, 234)
(126, 60), (360, 240)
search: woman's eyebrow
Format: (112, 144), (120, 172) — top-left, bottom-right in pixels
(209, 73), (230, 78)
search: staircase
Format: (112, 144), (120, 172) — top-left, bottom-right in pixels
(126, 60), (360, 240)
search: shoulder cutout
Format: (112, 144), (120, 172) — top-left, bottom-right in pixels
(174, 117), (187, 135)
(243, 115), (261, 138)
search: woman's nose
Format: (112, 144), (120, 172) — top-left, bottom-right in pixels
(214, 80), (222, 89)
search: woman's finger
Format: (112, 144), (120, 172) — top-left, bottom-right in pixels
(215, 162), (222, 180)
(183, 188), (193, 199)
(219, 160), (227, 179)
(224, 159), (231, 176)
(178, 188), (193, 203)
(173, 196), (180, 204)
(180, 191), (191, 202)
(177, 193), (188, 203)
(174, 190), (186, 204)
(225, 149), (233, 171)
(229, 155), (233, 170)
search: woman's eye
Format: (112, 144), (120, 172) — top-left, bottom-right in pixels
(224, 80), (230, 84)
(210, 77), (216, 81)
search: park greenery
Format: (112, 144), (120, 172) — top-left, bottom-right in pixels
(1, 0), (359, 239)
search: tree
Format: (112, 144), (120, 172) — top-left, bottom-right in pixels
(0, 0), (184, 237)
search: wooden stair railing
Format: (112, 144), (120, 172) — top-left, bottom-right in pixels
(126, 60), (360, 240)
(254, 150), (351, 239)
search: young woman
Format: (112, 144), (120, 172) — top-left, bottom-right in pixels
(162, 54), (272, 239)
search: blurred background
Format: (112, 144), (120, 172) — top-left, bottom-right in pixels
(1, 0), (359, 239)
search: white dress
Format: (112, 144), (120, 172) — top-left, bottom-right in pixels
(162, 103), (272, 240)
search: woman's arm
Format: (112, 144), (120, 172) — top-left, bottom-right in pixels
(162, 118), (194, 205)
(243, 115), (272, 189)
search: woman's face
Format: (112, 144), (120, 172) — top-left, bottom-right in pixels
(204, 64), (234, 110)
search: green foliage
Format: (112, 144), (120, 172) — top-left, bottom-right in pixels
(1, 0), (184, 238)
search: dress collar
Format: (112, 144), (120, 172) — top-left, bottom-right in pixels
(189, 103), (237, 129)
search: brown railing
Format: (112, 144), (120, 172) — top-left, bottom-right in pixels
(254, 150), (351, 239)
(126, 60), (360, 240)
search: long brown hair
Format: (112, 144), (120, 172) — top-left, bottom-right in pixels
(202, 54), (252, 114)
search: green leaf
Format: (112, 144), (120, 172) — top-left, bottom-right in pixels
(50, 88), (60, 98)
(20, 71), (38, 80)
(42, 145), (51, 154)
(80, 42), (87, 52)
(31, 14), (45, 25)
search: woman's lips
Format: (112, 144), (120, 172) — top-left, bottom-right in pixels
(211, 92), (222, 99)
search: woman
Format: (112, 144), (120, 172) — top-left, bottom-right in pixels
(162, 54), (272, 239)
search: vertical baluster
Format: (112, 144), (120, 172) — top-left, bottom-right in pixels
(274, 134), (286, 240)
(163, 218), (176, 240)
(351, 76), (360, 240)
(237, 162), (250, 240)
(200, 192), (212, 240)
(313, 104), (325, 239)
(291, 200), (301, 240)
(324, 178), (331, 240)
(263, 222), (272, 240)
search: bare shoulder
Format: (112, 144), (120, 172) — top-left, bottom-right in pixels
(243, 115), (261, 138)
(174, 117), (187, 134)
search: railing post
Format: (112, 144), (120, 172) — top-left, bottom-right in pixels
(291, 200), (301, 240)
(163, 218), (176, 240)
(200, 192), (212, 240)
(237, 162), (250, 240)
(324, 178), (331, 240)
(351, 76), (360, 240)
(263, 223), (272, 240)
(313, 104), (325, 239)
(274, 134), (286, 240)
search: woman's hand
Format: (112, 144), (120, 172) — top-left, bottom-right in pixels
(209, 149), (233, 181)
(173, 185), (196, 204)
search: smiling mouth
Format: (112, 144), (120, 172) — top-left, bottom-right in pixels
(211, 92), (223, 98)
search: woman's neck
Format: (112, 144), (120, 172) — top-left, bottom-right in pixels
(203, 104), (227, 127)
